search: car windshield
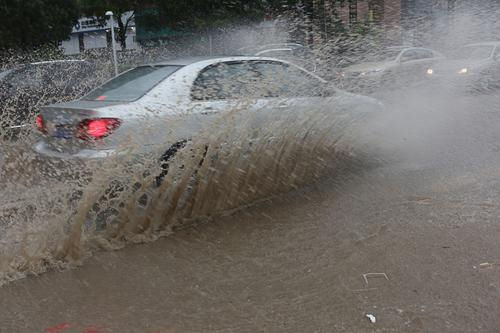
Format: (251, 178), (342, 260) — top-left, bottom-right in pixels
(83, 65), (181, 102)
(452, 45), (494, 60)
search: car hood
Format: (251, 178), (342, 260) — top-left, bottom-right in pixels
(333, 89), (385, 115)
(432, 59), (490, 73)
(343, 61), (393, 73)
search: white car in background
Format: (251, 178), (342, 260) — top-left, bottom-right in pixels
(426, 41), (500, 91)
(339, 46), (444, 92)
(239, 43), (318, 72)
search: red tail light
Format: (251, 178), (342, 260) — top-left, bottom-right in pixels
(35, 114), (46, 132)
(78, 118), (121, 140)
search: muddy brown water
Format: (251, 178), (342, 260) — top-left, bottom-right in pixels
(0, 91), (377, 285)
(2, 90), (500, 332)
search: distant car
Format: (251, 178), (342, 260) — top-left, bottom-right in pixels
(426, 41), (500, 91)
(237, 43), (306, 55)
(239, 43), (318, 72)
(33, 56), (383, 178)
(0, 60), (100, 140)
(338, 46), (444, 92)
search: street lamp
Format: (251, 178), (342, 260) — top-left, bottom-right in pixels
(106, 10), (118, 76)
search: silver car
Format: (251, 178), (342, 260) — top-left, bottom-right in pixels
(33, 56), (382, 171)
(426, 41), (500, 91)
(339, 46), (444, 92)
(239, 43), (318, 72)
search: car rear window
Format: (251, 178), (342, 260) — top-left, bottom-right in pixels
(83, 65), (181, 102)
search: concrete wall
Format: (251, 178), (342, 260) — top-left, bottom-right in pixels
(61, 29), (139, 55)
(60, 36), (80, 55)
(84, 32), (108, 50)
(60, 11), (138, 55)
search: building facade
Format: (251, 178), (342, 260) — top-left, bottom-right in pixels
(60, 11), (139, 55)
(335, 0), (476, 45)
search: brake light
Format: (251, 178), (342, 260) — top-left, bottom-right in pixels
(35, 114), (46, 132)
(78, 118), (121, 140)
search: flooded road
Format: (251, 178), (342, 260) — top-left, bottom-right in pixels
(2, 90), (500, 332)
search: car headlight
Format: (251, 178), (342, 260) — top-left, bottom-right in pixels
(426, 68), (434, 75)
(458, 68), (468, 74)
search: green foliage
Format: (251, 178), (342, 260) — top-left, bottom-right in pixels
(78, 0), (138, 16)
(0, 0), (79, 50)
(140, 0), (270, 31)
(0, 0), (376, 52)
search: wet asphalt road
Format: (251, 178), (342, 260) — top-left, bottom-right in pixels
(2, 89), (500, 332)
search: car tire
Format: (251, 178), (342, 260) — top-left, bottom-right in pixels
(155, 140), (188, 187)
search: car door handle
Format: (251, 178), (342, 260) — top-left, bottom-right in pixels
(277, 102), (288, 108)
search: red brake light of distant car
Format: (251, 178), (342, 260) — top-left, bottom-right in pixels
(35, 114), (46, 132)
(78, 118), (121, 140)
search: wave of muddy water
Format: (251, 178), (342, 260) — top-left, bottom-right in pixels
(0, 96), (379, 286)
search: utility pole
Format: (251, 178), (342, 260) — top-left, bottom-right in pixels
(106, 11), (119, 76)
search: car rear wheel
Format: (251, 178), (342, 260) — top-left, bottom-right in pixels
(155, 140), (188, 186)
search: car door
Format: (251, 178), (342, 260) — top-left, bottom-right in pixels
(414, 49), (441, 78)
(190, 62), (246, 117)
(189, 60), (330, 145)
(189, 61), (282, 139)
(248, 60), (334, 134)
(398, 49), (436, 84)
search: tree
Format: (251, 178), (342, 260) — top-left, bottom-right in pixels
(136, 0), (355, 40)
(0, 0), (79, 50)
(144, 0), (268, 30)
(78, 0), (138, 49)
(134, 0), (304, 44)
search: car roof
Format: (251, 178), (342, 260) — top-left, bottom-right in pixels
(255, 48), (294, 55)
(387, 45), (413, 50)
(386, 46), (441, 55)
(238, 43), (306, 54)
(151, 55), (294, 67)
(147, 55), (326, 83)
(153, 56), (232, 66)
(258, 43), (304, 49)
(464, 41), (500, 47)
